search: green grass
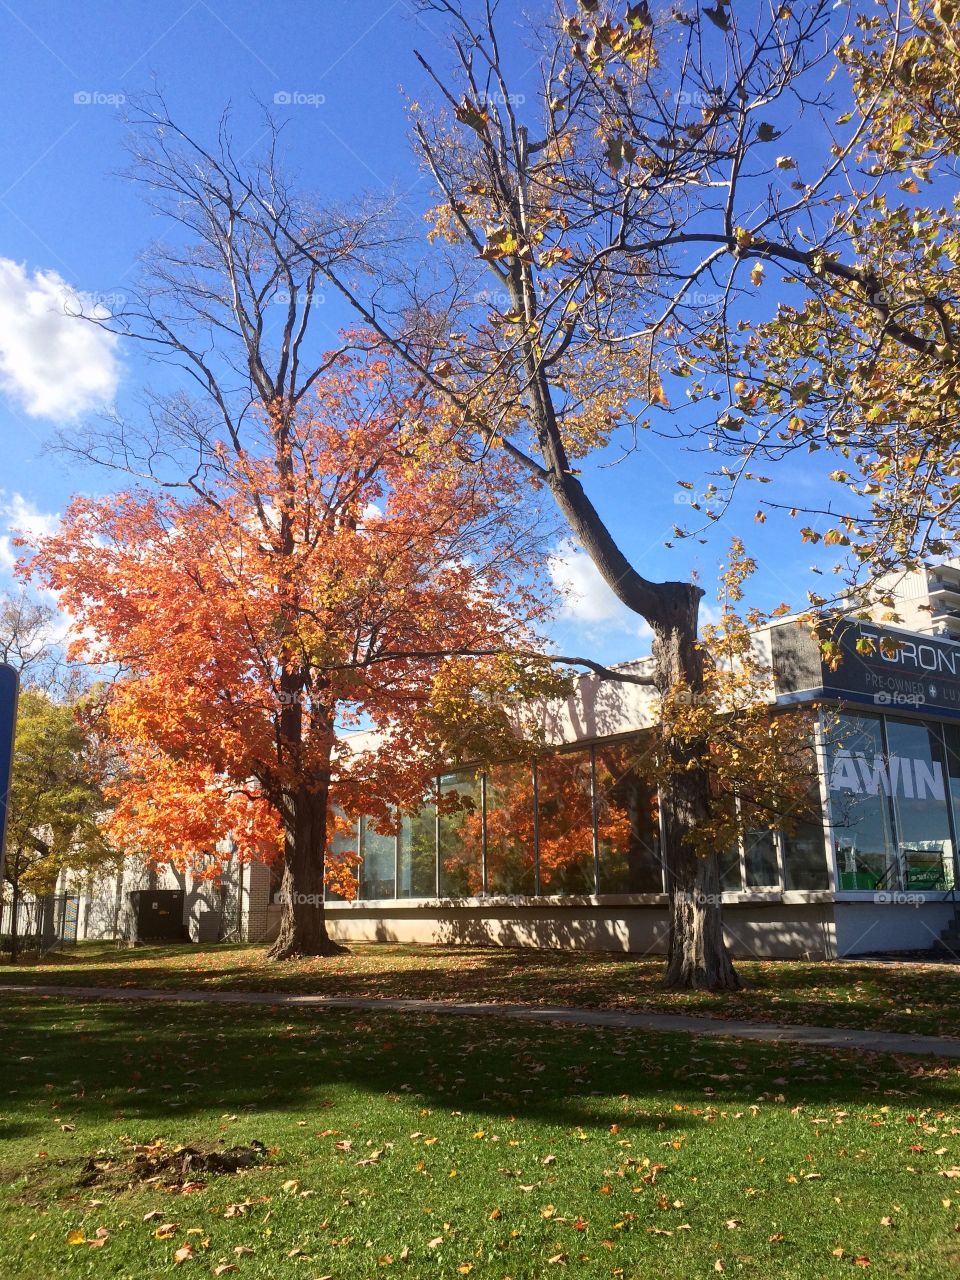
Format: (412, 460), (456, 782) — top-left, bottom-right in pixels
(2, 992), (960, 1278)
(2, 940), (959, 1039)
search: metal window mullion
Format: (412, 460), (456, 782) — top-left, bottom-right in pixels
(590, 746), (600, 896)
(878, 713), (902, 889)
(736, 794), (747, 891)
(480, 772), (488, 897)
(434, 777), (441, 899)
(815, 706), (840, 896)
(393, 805), (400, 902)
(938, 721), (960, 891)
(532, 762), (541, 897)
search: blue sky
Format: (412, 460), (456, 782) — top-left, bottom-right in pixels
(0, 0), (841, 665)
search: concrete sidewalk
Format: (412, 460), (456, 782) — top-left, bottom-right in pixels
(3, 982), (960, 1058)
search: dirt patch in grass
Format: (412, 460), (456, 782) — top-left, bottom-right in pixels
(79, 1137), (268, 1192)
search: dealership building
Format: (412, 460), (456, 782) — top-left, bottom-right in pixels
(61, 562), (960, 961)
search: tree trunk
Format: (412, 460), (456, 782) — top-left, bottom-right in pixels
(650, 584), (741, 991)
(267, 784), (346, 960)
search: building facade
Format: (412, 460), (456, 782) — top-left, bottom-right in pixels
(61, 617), (960, 961)
(317, 619), (960, 960)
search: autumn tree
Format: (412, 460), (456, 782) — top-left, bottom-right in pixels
(29, 352), (562, 958)
(294, 0), (960, 985)
(690, 0), (960, 603)
(3, 689), (113, 961)
(99, 4), (871, 987)
(238, 0), (844, 989)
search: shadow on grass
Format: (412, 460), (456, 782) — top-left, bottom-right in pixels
(2, 992), (959, 1155)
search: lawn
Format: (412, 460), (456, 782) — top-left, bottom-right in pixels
(2, 992), (960, 1279)
(1, 940), (959, 1039)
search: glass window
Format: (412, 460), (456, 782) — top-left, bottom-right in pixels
(537, 751), (596, 895)
(885, 718), (954, 889)
(438, 772), (483, 897)
(398, 796), (437, 899)
(485, 762), (536, 896)
(825, 712), (899, 890)
(718, 848), (742, 892)
(359, 816), (396, 900)
(594, 741), (664, 893)
(782, 819), (830, 890)
(744, 828), (780, 888)
(325, 812), (358, 902)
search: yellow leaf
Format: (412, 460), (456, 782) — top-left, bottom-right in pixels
(67, 1231), (86, 1246)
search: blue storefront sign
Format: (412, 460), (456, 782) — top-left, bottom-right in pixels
(770, 620), (960, 718)
(0, 663), (18, 882)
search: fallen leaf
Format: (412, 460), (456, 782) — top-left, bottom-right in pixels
(173, 1243), (194, 1264)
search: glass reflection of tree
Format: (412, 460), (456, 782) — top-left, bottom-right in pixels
(484, 762), (535, 896)
(438, 773), (483, 897)
(537, 752), (597, 894)
(398, 802), (437, 898)
(594, 743), (662, 893)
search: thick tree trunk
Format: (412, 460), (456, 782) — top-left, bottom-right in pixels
(267, 785), (346, 960)
(650, 584), (741, 991)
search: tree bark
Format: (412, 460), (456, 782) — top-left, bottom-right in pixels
(267, 785), (346, 960)
(649, 583), (741, 991)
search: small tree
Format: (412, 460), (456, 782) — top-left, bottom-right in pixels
(3, 690), (112, 961)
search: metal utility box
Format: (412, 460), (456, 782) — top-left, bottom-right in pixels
(127, 890), (187, 943)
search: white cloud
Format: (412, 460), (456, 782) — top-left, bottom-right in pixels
(0, 258), (120, 419)
(0, 493), (74, 653)
(0, 492), (60, 574)
(548, 542), (654, 644)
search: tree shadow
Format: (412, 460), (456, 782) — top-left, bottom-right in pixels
(2, 993), (958, 1155)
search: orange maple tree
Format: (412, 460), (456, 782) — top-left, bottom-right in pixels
(26, 351), (554, 957)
